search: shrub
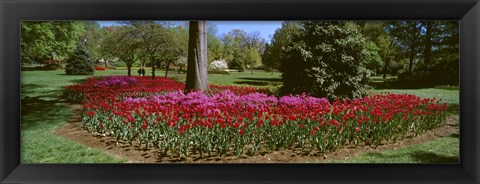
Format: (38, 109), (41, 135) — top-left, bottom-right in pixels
(397, 58), (459, 88)
(21, 64), (63, 71)
(397, 70), (414, 84)
(229, 58), (245, 72)
(43, 63), (64, 70)
(65, 44), (94, 75)
(209, 60), (228, 71)
(435, 85), (459, 90)
(280, 21), (376, 100)
(44, 59), (65, 65)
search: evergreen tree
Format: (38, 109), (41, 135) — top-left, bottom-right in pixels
(280, 21), (379, 100)
(65, 43), (94, 75)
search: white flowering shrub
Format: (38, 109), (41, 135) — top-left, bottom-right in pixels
(209, 60), (228, 71)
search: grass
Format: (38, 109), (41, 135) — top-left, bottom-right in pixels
(372, 82), (460, 115)
(330, 135), (459, 163)
(342, 83), (460, 163)
(21, 70), (127, 163)
(166, 70), (283, 87)
(372, 88), (459, 105)
(93, 69), (283, 86)
(21, 69), (459, 163)
(328, 115), (459, 164)
(370, 75), (397, 82)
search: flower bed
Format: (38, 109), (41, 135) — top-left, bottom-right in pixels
(65, 76), (448, 158)
(94, 66), (106, 71)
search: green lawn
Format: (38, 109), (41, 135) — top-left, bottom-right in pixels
(330, 135), (459, 163)
(165, 70), (283, 87)
(21, 70), (127, 163)
(330, 111), (458, 163)
(373, 88), (459, 105)
(91, 69), (283, 86)
(21, 69), (459, 163)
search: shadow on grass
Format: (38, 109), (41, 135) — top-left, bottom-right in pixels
(447, 104), (460, 114)
(54, 74), (90, 83)
(234, 77), (282, 87)
(368, 80), (426, 90)
(449, 133), (459, 138)
(70, 79), (87, 84)
(369, 77), (460, 90)
(234, 81), (272, 86)
(21, 84), (43, 93)
(410, 151), (459, 163)
(238, 77), (282, 82)
(21, 91), (70, 130)
(362, 150), (458, 163)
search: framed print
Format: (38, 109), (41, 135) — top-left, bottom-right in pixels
(1, 0), (479, 183)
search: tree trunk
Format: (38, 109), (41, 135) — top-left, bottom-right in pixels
(382, 53), (389, 79)
(382, 56), (388, 79)
(127, 65), (132, 76)
(423, 22), (432, 64)
(185, 21), (209, 93)
(383, 58), (389, 79)
(152, 64), (156, 79)
(104, 60), (107, 68)
(165, 61), (172, 77)
(383, 41), (394, 79)
(407, 21), (421, 73)
(408, 46), (415, 72)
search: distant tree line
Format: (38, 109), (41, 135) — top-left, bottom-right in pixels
(21, 21), (85, 65)
(21, 21), (458, 93)
(21, 21), (268, 76)
(261, 21), (458, 99)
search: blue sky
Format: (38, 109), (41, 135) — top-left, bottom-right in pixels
(95, 21), (282, 43)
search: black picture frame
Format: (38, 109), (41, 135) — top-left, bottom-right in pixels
(1, 0), (479, 183)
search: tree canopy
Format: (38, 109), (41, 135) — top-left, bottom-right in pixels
(21, 20), (458, 90)
(100, 25), (142, 76)
(387, 21), (459, 86)
(262, 22), (301, 72)
(280, 21), (379, 100)
(21, 21), (84, 65)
